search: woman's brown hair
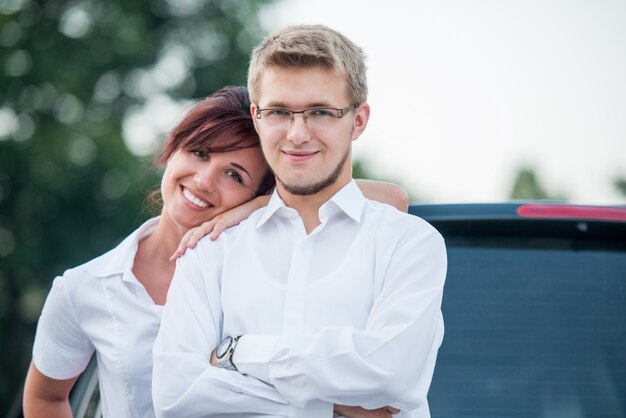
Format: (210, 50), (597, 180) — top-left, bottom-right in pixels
(157, 86), (274, 196)
(145, 86), (275, 215)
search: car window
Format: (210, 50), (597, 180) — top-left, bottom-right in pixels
(428, 239), (626, 417)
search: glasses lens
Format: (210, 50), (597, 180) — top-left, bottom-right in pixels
(260, 110), (291, 128)
(303, 108), (337, 129)
(259, 106), (353, 129)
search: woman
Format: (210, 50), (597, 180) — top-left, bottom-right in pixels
(23, 86), (407, 418)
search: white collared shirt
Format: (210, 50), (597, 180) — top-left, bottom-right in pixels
(153, 180), (447, 418)
(33, 218), (162, 418)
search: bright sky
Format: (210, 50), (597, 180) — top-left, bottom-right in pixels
(259, 0), (626, 204)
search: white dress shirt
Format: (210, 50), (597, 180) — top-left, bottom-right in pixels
(153, 180), (447, 418)
(33, 218), (162, 418)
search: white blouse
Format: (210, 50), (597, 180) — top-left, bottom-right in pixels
(33, 218), (162, 418)
(154, 181), (447, 418)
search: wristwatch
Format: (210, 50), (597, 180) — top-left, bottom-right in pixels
(216, 335), (241, 371)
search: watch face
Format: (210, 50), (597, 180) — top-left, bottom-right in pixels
(216, 336), (233, 359)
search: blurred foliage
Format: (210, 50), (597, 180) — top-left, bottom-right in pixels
(0, 0), (275, 412)
(509, 166), (561, 201)
(615, 177), (626, 198)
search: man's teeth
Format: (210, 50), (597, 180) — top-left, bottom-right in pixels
(182, 188), (209, 208)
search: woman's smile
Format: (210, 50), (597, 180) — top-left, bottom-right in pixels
(181, 186), (212, 209)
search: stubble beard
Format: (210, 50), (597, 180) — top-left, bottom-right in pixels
(277, 146), (351, 196)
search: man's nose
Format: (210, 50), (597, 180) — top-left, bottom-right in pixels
(286, 113), (312, 144)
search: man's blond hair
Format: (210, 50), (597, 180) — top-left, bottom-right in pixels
(247, 24), (367, 105)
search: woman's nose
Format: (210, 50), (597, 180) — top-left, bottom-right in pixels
(194, 168), (218, 194)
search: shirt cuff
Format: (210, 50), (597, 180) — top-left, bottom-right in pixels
(233, 334), (279, 383)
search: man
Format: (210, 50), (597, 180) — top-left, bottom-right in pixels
(153, 24), (447, 418)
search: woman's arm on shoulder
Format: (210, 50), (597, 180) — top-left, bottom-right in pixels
(23, 361), (78, 418)
(172, 179), (409, 260)
(171, 194), (271, 260)
(355, 179), (409, 212)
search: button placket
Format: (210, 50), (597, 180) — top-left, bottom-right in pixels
(282, 219), (313, 335)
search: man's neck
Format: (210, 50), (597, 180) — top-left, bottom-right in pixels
(278, 178), (351, 234)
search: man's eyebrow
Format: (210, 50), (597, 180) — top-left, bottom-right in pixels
(307, 102), (332, 108)
(263, 101), (287, 108)
(262, 101), (333, 109)
(231, 162), (251, 180)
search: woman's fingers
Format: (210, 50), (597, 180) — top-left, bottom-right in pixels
(187, 222), (215, 246)
(209, 220), (227, 240)
(169, 221), (216, 261)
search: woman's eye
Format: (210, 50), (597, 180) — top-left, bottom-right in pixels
(226, 170), (243, 184)
(192, 150), (208, 160)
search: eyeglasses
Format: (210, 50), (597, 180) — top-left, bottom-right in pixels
(255, 103), (359, 130)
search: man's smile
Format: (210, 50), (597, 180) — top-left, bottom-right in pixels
(281, 150), (319, 162)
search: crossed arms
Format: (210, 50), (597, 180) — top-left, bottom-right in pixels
(153, 218), (446, 417)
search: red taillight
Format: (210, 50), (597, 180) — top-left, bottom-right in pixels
(517, 204), (626, 221)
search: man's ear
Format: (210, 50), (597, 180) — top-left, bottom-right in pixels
(250, 103), (260, 133)
(351, 102), (370, 141)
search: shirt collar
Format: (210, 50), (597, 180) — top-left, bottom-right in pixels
(255, 190), (287, 228)
(255, 180), (364, 228)
(83, 217), (159, 278)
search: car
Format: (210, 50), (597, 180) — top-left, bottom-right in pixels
(8, 202), (626, 418)
(412, 202), (626, 417)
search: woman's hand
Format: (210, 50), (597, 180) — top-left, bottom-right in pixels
(334, 404), (400, 418)
(170, 195), (270, 261)
(170, 218), (229, 261)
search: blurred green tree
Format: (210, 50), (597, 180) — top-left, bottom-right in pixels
(509, 166), (557, 200)
(0, 0), (275, 412)
(614, 177), (626, 198)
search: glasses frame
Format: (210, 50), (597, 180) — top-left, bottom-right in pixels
(255, 103), (360, 126)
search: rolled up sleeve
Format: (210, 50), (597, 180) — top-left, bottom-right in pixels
(33, 274), (95, 379)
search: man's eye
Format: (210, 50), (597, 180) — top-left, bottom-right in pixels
(268, 109), (291, 117)
(308, 108), (334, 117)
(226, 170), (243, 184)
(192, 150), (208, 160)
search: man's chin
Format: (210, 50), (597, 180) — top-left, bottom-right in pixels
(278, 176), (337, 196)
(280, 182), (326, 196)
(277, 148), (350, 197)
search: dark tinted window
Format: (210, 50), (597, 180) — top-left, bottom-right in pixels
(429, 241), (626, 418)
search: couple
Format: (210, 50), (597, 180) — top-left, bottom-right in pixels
(24, 25), (447, 418)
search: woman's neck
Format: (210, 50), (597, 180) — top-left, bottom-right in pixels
(140, 215), (185, 262)
(132, 215), (187, 305)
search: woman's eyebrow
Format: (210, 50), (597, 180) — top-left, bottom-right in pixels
(230, 162), (252, 180)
